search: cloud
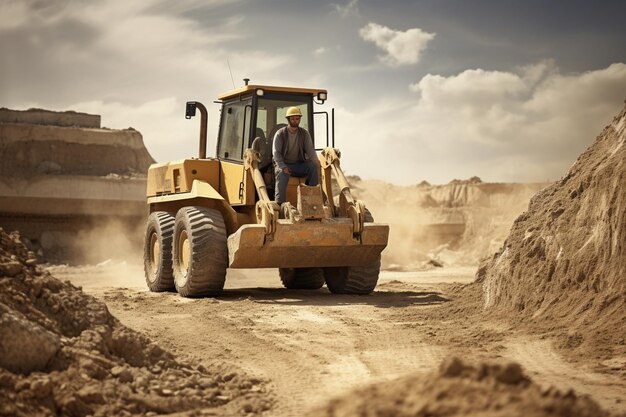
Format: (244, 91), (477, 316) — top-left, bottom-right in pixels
(0, 1), (31, 30)
(0, 0), (292, 163)
(331, 0), (360, 18)
(0, 1), (251, 105)
(338, 62), (626, 184)
(70, 97), (191, 151)
(359, 22), (435, 66)
(3, 1), (623, 188)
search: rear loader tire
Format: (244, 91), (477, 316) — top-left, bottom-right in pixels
(323, 209), (381, 295)
(144, 211), (176, 292)
(173, 206), (228, 297)
(279, 267), (325, 289)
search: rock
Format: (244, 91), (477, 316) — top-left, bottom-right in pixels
(77, 357), (108, 380)
(111, 365), (133, 383)
(76, 384), (105, 404)
(495, 362), (526, 385)
(439, 357), (466, 377)
(56, 395), (93, 417)
(222, 372), (237, 382)
(134, 376), (149, 389)
(0, 304), (60, 374)
(0, 371), (16, 389)
(0, 261), (23, 277)
(0, 402), (16, 415)
(199, 377), (217, 388)
(30, 377), (53, 398)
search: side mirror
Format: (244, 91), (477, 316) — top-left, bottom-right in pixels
(185, 102), (197, 119)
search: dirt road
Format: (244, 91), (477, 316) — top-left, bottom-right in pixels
(50, 263), (626, 416)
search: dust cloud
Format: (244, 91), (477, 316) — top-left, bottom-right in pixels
(72, 218), (144, 266)
(43, 217), (148, 289)
(349, 177), (544, 270)
(34, 217), (145, 268)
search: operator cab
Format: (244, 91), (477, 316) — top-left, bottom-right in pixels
(216, 84), (329, 164)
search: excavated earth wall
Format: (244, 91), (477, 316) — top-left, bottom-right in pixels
(0, 108), (154, 263)
(0, 108), (100, 129)
(477, 103), (626, 359)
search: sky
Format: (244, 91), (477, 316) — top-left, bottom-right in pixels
(1, 0), (626, 185)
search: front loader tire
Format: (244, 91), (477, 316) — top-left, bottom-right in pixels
(173, 207), (228, 297)
(323, 209), (381, 294)
(279, 267), (325, 289)
(144, 211), (176, 292)
(323, 261), (381, 294)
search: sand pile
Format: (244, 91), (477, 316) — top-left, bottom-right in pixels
(307, 357), (611, 417)
(477, 103), (626, 359)
(0, 227), (272, 416)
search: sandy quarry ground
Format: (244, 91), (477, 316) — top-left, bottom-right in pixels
(49, 262), (626, 416)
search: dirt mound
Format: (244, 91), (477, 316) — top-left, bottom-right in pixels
(307, 357), (612, 417)
(477, 103), (626, 360)
(0, 228), (272, 416)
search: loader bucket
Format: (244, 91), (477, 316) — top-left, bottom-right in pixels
(227, 219), (389, 269)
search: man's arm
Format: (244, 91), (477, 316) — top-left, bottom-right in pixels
(272, 129), (287, 170)
(303, 130), (317, 161)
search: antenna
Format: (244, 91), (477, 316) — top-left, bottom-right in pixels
(227, 59), (236, 89)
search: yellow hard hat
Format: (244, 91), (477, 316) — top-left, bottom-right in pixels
(285, 107), (303, 118)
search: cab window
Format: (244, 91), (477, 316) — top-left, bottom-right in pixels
(218, 98), (252, 161)
(257, 98), (309, 144)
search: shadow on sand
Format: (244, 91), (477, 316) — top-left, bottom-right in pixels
(214, 287), (449, 309)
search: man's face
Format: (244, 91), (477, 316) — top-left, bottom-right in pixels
(287, 116), (301, 128)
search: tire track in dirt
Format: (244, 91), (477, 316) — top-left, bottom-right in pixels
(57, 266), (626, 415)
(96, 285), (451, 416)
(229, 296), (449, 414)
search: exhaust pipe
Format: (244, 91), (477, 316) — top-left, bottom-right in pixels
(185, 101), (208, 159)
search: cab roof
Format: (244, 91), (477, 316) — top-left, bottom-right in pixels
(217, 84), (327, 101)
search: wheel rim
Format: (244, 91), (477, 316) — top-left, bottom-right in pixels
(178, 229), (191, 286)
(150, 233), (161, 274)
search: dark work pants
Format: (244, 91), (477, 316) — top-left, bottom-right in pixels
(274, 160), (319, 203)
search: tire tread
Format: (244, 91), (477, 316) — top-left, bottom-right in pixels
(173, 206), (228, 297)
(144, 211), (176, 292)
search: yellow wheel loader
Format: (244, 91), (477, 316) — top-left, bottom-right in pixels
(144, 82), (389, 297)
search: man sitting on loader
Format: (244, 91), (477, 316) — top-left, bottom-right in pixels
(272, 106), (319, 204)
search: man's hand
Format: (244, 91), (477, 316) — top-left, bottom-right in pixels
(282, 167), (291, 175)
